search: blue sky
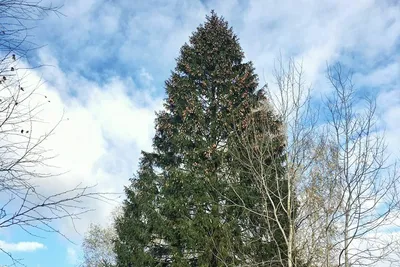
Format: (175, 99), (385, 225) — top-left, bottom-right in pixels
(0, 0), (399, 266)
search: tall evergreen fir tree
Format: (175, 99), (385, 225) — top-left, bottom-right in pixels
(114, 11), (289, 266)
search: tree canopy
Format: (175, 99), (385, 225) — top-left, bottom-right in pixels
(114, 11), (288, 267)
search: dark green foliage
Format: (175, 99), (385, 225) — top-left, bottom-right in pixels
(114, 11), (288, 267)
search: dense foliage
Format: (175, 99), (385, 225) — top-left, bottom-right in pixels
(114, 11), (288, 267)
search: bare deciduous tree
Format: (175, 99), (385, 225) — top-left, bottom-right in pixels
(226, 59), (400, 267)
(0, 0), (61, 59)
(0, 2), (115, 266)
(0, 67), (114, 265)
(322, 64), (400, 267)
(81, 224), (116, 267)
(81, 206), (121, 267)
(226, 58), (319, 267)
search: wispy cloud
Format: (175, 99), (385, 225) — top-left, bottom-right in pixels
(67, 247), (77, 264)
(30, 0), (400, 242)
(0, 240), (45, 252)
(0, 1), (397, 266)
(12, 53), (163, 240)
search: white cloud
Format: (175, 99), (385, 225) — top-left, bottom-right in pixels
(26, 0), (400, 234)
(0, 49), (162, 245)
(355, 62), (400, 88)
(139, 67), (154, 85)
(36, 1), (400, 93)
(24, 57), (163, 237)
(3, 1), (399, 266)
(67, 247), (78, 264)
(0, 240), (45, 252)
